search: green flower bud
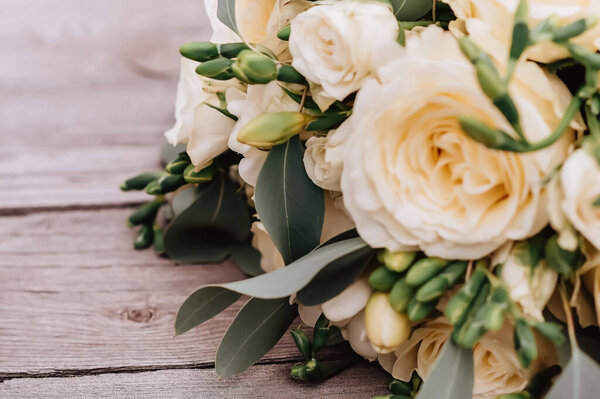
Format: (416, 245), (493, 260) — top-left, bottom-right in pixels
(389, 379), (412, 396)
(276, 65), (306, 84)
(407, 297), (437, 322)
(509, 0), (529, 64)
(134, 224), (154, 250)
(553, 17), (597, 43)
(405, 257), (447, 287)
(389, 278), (414, 313)
(493, 95), (521, 127)
(120, 172), (163, 191)
(452, 282), (491, 348)
(179, 41), (219, 62)
(480, 302), (506, 331)
(458, 116), (521, 151)
(445, 270), (487, 325)
(475, 61), (506, 101)
(514, 318), (537, 368)
(144, 180), (162, 195)
(305, 112), (347, 132)
(231, 50), (277, 84)
(291, 363), (309, 381)
(533, 321), (565, 346)
(219, 42), (250, 59)
(195, 58), (234, 80)
(458, 37), (482, 63)
(312, 314), (330, 355)
(379, 249), (417, 272)
(291, 329), (312, 360)
(183, 162), (217, 184)
(368, 266), (401, 292)
(237, 112), (313, 149)
(147, 174), (186, 195)
(128, 200), (162, 227)
(567, 43), (600, 69)
(416, 261), (468, 302)
(277, 24), (291, 41)
(165, 152), (191, 175)
(153, 223), (165, 256)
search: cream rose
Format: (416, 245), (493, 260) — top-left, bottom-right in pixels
(303, 127), (349, 191)
(500, 243), (558, 320)
(164, 59), (244, 169)
(388, 318), (555, 399)
(340, 26), (577, 260)
(251, 221), (285, 273)
(556, 148), (600, 250)
(289, 0), (401, 110)
(227, 81), (300, 186)
(443, 0), (600, 64)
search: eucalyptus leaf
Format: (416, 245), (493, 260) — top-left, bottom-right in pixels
(391, 0), (432, 21)
(217, 0), (239, 35)
(255, 135), (325, 264)
(545, 343), (600, 399)
(297, 246), (374, 306)
(216, 297), (297, 377)
(173, 237), (367, 335)
(229, 239), (264, 277)
(164, 172), (251, 262)
(416, 340), (474, 399)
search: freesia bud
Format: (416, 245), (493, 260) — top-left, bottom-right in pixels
(179, 41), (219, 62)
(368, 266), (401, 292)
(237, 112), (313, 149)
(389, 379), (412, 396)
(379, 249), (417, 272)
(389, 278), (414, 313)
(277, 25), (291, 41)
(183, 162), (217, 184)
(219, 42), (250, 59)
(407, 297), (436, 322)
(276, 65), (306, 84)
(458, 116), (521, 150)
(364, 292), (411, 353)
(290, 329), (312, 361)
(290, 363), (309, 381)
(458, 37), (482, 63)
(146, 174), (186, 195)
(405, 257), (446, 287)
(134, 224), (154, 250)
(195, 58), (234, 80)
(165, 152), (191, 175)
(128, 200), (162, 227)
(553, 17), (597, 43)
(120, 171), (163, 191)
(232, 50), (277, 84)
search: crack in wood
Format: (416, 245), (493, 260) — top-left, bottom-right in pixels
(0, 202), (146, 217)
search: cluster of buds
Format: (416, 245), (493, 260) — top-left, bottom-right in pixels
(119, 152), (218, 251)
(364, 250), (468, 353)
(371, 373), (423, 399)
(180, 41), (305, 85)
(290, 314), (359, 382)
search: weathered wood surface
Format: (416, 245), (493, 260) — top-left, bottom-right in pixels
(0, 0), (390, 397)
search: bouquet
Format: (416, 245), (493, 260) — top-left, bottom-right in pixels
(120, 0), (600, 397)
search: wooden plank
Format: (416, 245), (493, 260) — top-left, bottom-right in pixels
(0, 0), (211, 209)
(0, 362), (391, 398)
(0, 208), (347, 377)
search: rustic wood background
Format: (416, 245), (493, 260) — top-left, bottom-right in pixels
(0, 1), (389, 397)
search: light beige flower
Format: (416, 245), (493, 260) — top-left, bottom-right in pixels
(443, 0), (600, 64)
(289, 0), (401, 110)
(251, 221), (285, 273)
(389, 318), (556, 399)
(303, 128), (350, 191)
(340, 26), (577, 260)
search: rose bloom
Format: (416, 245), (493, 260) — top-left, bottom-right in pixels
(383, 318), (556, 399)
(289, 0), (400, 110)
(443, 0), (600, 64)
(339, 26), (578, 260)
(303, 128), (349, 191)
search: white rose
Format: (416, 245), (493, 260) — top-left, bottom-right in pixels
(340, 26), (577, 260)
(303, 127), (350, 191)
(558, 148), (600, 250)
(500, 243), (558, 320)
(389, 318), (556, 399)
(164, 59), (244, 169)
(289, 0), (401, 110)
(251, 221), (285, 273)
(227, 81), (300, 186)
(443, 0), (600, 63)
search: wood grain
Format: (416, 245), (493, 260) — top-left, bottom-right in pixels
(0, 0), (210, 210)
(0, 209), (351, 377)
(0, 362), (391, 399)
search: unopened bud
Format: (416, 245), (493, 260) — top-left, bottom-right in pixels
(405, 257), (447, 287)
(514, 318), (537, 368)
(120, 172), (163, 191)
(445, 270), (487, 325)
(128, 200), (162, 227)
(553, 17), (597, 43)
(134, 224), (154, 250)
(183, 162), (217, 184)
(458, 116), (520, 150)
(291, 363), (309, 381)
(365, 292), (411, 354)
(195, 58), (234, 80)
(146, 174), (186, 195)
(312, 314), (330, 355)
(219, 42), (250, 59)
(232, 50), (277, 84)
(416, 261), (467, 302)
(144, 180), (162, 195)
(475, 61), (506, 101)
(179, 41), (219, 62)
(458, 37), (482, 63)
(368, 266), (401, 292)
(407, 297), (437, 322)
(277, 25), (291, 41)
(378, 249), (417, 272)
(291, 329), (312, 360)
(165, 152), (191, 175)
(277, 65), (305, 84)
(389, 379), (412, 396)
(237, 112), (313, 149)
(389, 278), (414, 313)
(153, 223), (166, 256)
(480, 302), (506, 331)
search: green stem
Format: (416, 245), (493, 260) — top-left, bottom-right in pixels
(586, 105), (600, 140)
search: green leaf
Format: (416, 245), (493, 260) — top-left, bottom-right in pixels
(416, 340), (474, 399)
(229, 239), (264, 277)
(216, 298), (297, 377)
(164, 172), (251, 262)
(545, 343), (600, 398)
(217, 0), (239, 36)
(297, 246), (374, 306)
(175, 287), (241, 335)
(174, 237), (367, 334)
(255, 135), (325, 264)
(391, 0), (432, 21)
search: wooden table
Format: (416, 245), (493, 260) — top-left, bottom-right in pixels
(0, 1), (389, 397)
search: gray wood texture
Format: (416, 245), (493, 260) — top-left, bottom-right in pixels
(0, 0), (390, 397)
